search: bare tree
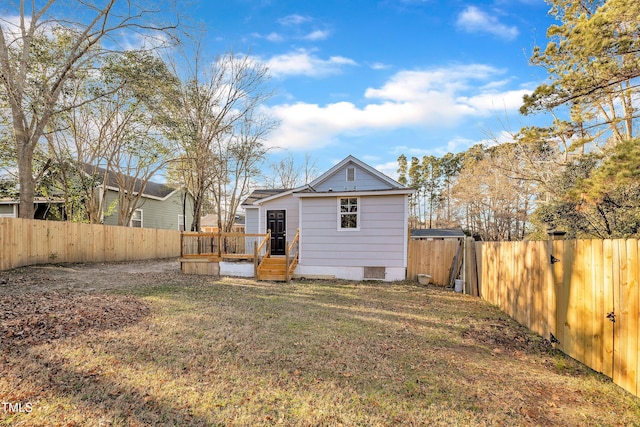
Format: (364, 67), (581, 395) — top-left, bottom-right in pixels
(169, 48), (276, 231)
(263, 153), (317, 189)
(211, 111), (274, 232)
(0, 0), (178, 218)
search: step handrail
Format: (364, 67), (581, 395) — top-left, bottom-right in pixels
(285, 229), (300, 282)
(254, 230), (272, 277)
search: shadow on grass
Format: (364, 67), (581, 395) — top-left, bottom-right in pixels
(1, 345), (215, 426)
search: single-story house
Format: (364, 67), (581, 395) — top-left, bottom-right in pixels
(0, 166), (194, 231)
(201, 213), (245, 233)
(0, 197), (65, 219)
(242, 155), (414, 281)
(86, 165), (195, 231)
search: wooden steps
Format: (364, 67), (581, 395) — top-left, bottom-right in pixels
(257, 257), (288, 281)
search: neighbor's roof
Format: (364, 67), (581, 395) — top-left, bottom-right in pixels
(201, 213), (246, 226)
(81, 164), (179, 199)
(411, 228), (466, 238)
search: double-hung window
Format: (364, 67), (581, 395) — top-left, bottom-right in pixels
(131, 209), (143, 228)
(338, 197), (359, 231)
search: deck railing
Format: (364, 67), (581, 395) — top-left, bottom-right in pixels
(285, 229), (300, 282)
(254, 230), (272, 277)
(180, 231), (269, 260)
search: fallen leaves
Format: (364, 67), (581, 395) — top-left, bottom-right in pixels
(0, 291), (149, 348)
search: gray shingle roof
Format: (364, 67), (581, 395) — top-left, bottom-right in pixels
(410, 228), (466, 238)
(241, 189), (292, 206)
(81, 164), (177, 199)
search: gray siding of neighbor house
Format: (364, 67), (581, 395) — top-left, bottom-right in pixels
(314, 165), (394, 192)
(299, 194), (407, 267)
(258, 193), (300, 237)
(103, 189), (194, 230)
(244, 208), (259, 234)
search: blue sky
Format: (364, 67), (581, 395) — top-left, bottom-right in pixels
(199, 0), (554, 178)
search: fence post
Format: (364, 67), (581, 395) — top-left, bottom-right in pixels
(267, 229), (271, 256)
(285, 240), (290, 283)
(254, 240), (258, 279)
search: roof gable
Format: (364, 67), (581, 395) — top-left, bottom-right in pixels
(309, 155), (403, 192)
(242, 156), (410, 206)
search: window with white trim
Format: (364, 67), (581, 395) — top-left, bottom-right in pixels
(338, 197), (359, 230)
(131, 209), (143, 228)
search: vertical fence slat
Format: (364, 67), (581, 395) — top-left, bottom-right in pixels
(612, 240), (624, 388)
(621, 239), (638, 396)
(591, 239), (604, 374)
(602, 239), (615, 378)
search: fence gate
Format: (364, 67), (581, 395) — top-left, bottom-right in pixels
(478, 239), (639, 398)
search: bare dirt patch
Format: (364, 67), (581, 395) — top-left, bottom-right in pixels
(0, 259), (181, 295)
(0, 291), (149, 348)
(0, 260), (173, 352)
(462, 317), (555, 355)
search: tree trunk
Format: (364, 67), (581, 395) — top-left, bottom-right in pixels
(17, 141), (36, 219)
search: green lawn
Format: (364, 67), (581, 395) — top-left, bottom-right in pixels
(1, 274), (639, 426)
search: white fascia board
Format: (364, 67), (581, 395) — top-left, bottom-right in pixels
(104, 185), (180, 202)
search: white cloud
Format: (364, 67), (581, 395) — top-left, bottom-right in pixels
(265, 32), (284, 42)
(303, 30), (330, 41)
(264, 64), (531, 150)
(456, 6), (519, 40)
(370, 62), (392, 70)
(278, 14), (312, 26)
(264, 49), (357, 78)
(373, 160), (401, 180)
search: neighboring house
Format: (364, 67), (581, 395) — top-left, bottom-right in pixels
(242, 155), (414, 281)
(84, 165), (195, 230)
(0, 197), (65, 219)
(201, 213), (246, 233)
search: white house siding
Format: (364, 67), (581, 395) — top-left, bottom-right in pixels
(257, 193), (300, 238)
(298, 194), (408, 281)
(314, 165), (393, 192)
(244, 208), (259, 234)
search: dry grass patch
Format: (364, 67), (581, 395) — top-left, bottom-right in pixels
(1, 272), (639, 426)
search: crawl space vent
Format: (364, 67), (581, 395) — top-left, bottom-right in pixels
(364, 267), (386, 280)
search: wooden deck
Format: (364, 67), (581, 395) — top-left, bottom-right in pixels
(180, 230), (299, 282)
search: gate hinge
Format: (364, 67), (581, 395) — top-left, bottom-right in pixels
(606, 312), (616, 323)
(550, 254), (560, 264)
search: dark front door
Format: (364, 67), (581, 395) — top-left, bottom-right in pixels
(267, 210), (286, 255)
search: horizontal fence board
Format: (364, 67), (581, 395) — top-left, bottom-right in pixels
(478, 238), (640, 398)
(0, 218), (180, 271)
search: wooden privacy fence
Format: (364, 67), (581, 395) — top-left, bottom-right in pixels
(478, 239), (640, 398)
(0, 217), (181, 270)
(407, 239), (462, 285)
